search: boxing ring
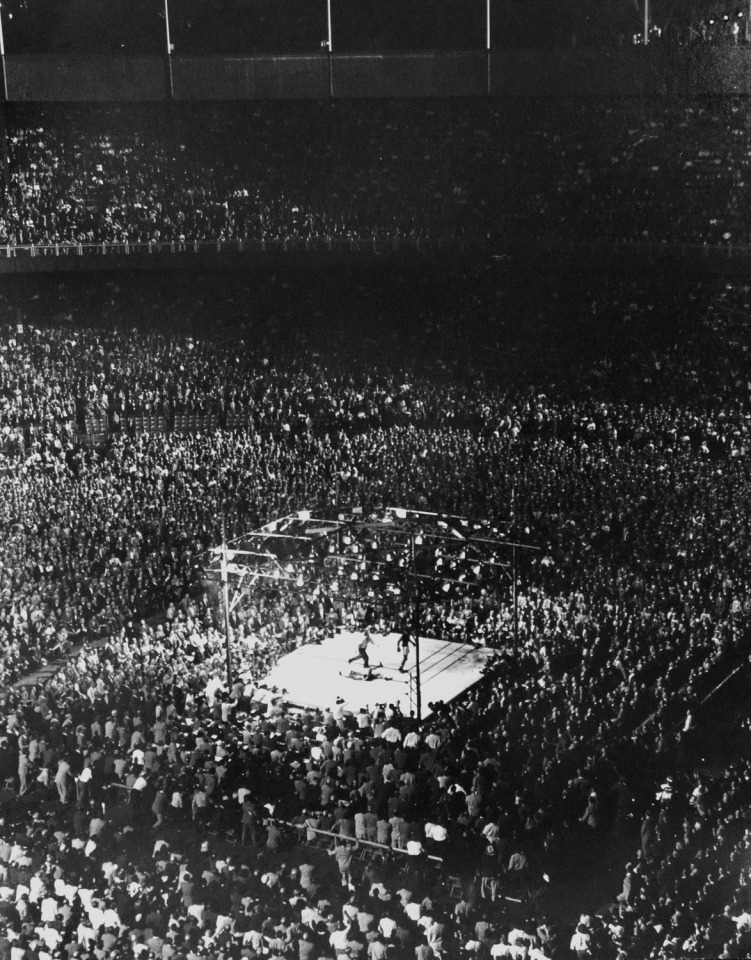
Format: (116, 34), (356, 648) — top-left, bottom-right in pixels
(260, 629), (496, 720)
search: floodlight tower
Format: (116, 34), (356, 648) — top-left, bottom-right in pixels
(0, 4), (10, 196)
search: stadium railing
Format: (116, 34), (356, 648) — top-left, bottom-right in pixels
(0, 237), (460, 258)
(2, 237), (751, 262)
(284, 820), (444, 868)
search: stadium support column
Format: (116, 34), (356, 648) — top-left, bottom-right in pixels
(221, 527), (233, 693)
(486, 0), (491, 96)
(0, 5), (9, 197)
(412, 582), (422, 721)
(326, 0), (333, 97)
(163, 0), (174, 100)
(643, 0), (649, 44)
(410, 532), (423, 721)
(512, 543), (518, 658)
(510, 483), (518, 658)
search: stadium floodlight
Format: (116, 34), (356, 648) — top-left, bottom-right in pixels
(163, 0), (174, 99)
(323, 0), (333, 96)
(0, 3), (7, 102)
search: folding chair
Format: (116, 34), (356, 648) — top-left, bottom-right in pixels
(524, 884), (545, 913)
(446, 875), (463, 899)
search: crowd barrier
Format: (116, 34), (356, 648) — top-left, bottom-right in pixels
(173, 412), (220, 434)
(123, 414), (168, 436)
(3, 236), (751, 263)
(1, 234), (749, 280)
(0, 236), (483, 275)
(225, 409), (257, 430)
(101, 798), (445, 871)
(1, 234), (750, 278)
(0, 237), (464, 258)
(286, 820), (444, 867)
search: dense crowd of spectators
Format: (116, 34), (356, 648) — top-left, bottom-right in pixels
(6, 99), (751, 248)
(0, 264), (748, 958)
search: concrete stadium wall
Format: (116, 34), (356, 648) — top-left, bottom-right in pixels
(173, 56), (329, 100)
(331, 51), (486, 98)
(6, 56), (164, 101)
(3, 47), (751, 101)
(489, 46), (751, 98)
(490, 48), (654, 98)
